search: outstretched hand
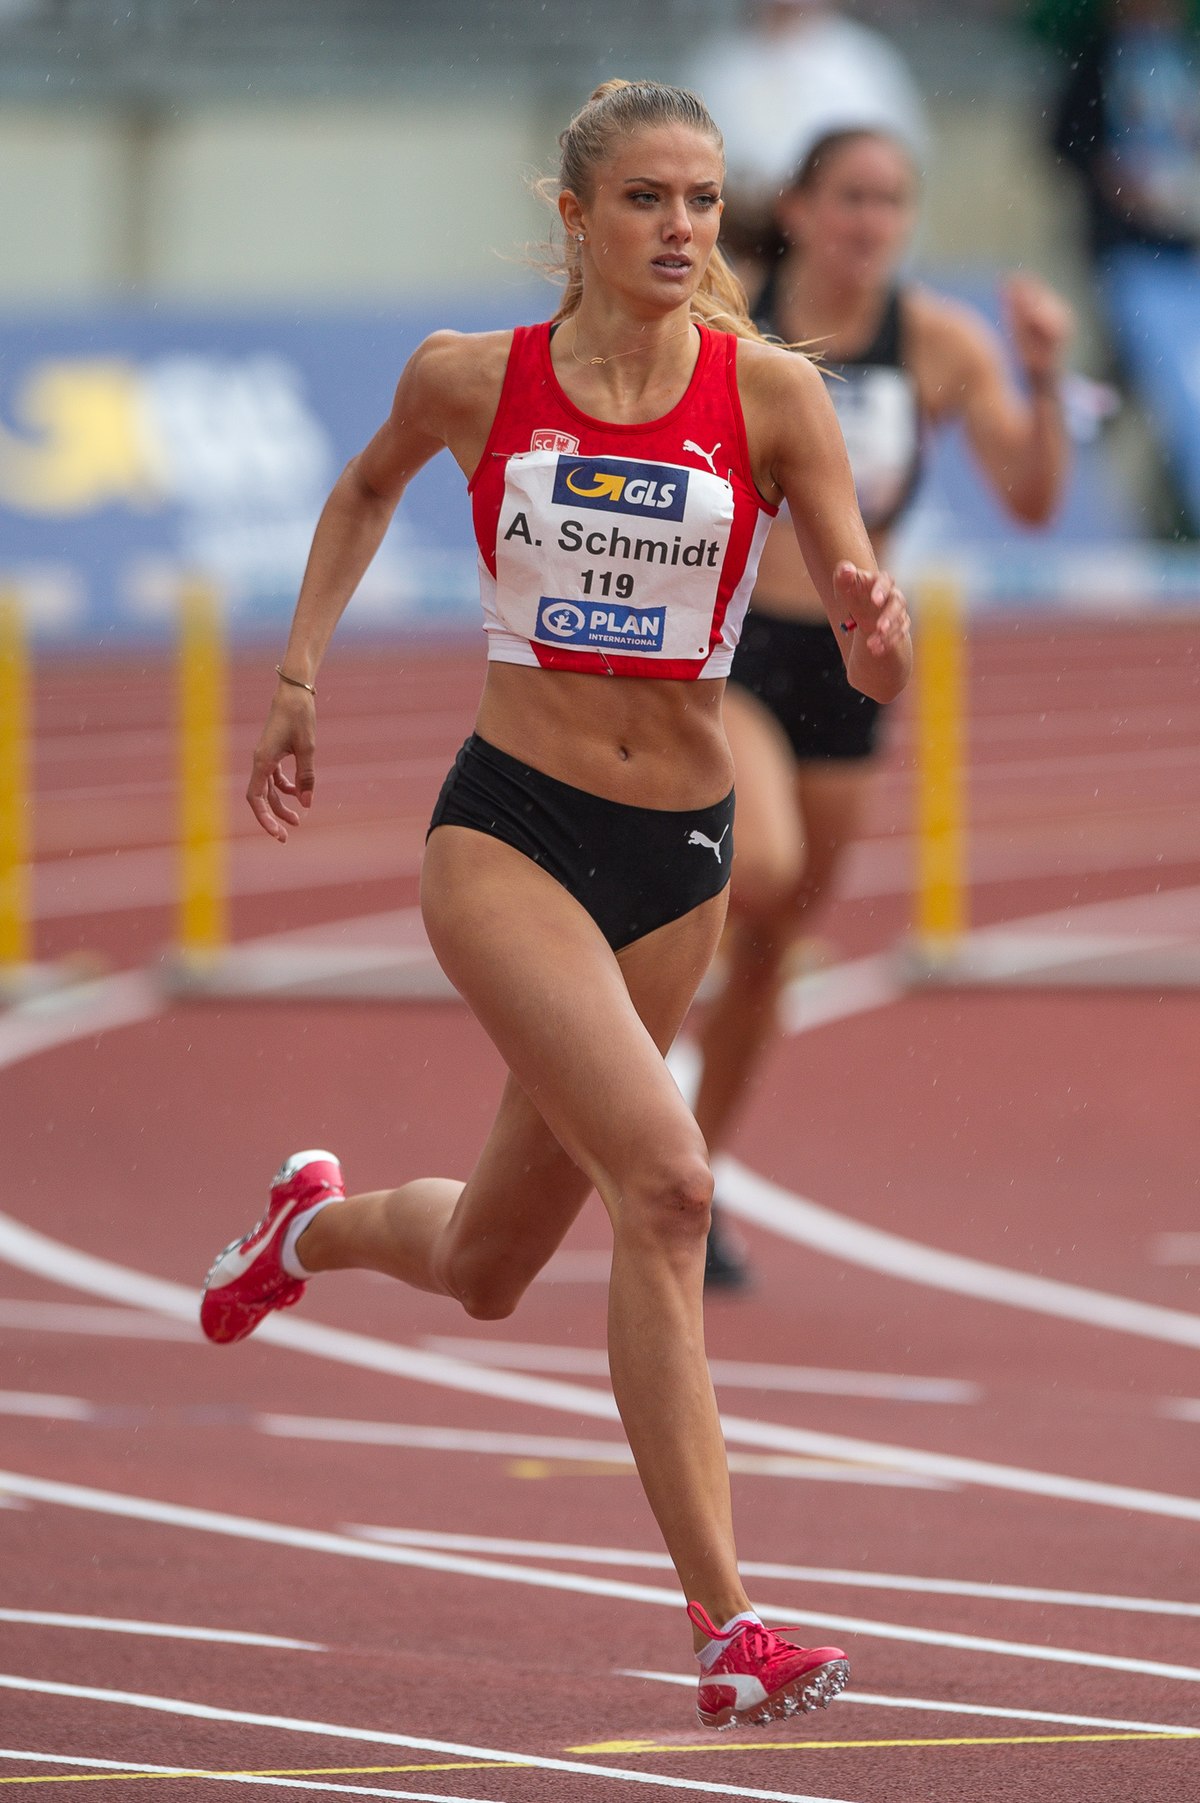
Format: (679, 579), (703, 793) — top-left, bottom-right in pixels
(1003, 273), (1073, 389)
(833, 561), (910, 657)
(246, 689), (316, 842)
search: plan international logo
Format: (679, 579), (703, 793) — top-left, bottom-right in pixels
(551, 455), (689, 522)
(536, 595), (666, 654)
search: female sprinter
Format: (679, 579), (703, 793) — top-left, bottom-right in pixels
(198, 81), (910, 1729)
(700, 126), (1073, 1288)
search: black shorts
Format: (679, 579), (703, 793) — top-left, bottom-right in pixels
(427, 734), (734, 952)
(729, 611), (884, 761)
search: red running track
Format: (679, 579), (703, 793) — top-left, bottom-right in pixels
(1, 619), (1199, 1801)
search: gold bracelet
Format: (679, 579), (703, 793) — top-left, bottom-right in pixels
(275, 664), (317, 698)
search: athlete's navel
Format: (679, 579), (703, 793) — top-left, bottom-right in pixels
(617, 743), (631, 762)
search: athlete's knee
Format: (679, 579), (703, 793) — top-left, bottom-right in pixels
(621, 1148), (714, 1244)
(436, 1243), (529, 1322)
(460, 1281), (521, 1323)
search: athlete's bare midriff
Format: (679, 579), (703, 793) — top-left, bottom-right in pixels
(750, 515), (892, 625)
(474, 661), (733, 810)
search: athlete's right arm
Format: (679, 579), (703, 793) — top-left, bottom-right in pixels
(247, 330), (508, 841)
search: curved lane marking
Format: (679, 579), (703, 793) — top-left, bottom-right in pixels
(714, 1155), (1200, 1352)
(3, 1470), (1200, 1687)
(4, 920), (1198, 1360)
(671, 944), (1200, 1351)
(1, 1212), (1199, 1522)
(0, 969), (159, 1073)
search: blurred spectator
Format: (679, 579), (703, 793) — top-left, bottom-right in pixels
(1050, 0), (1200, 261)
(684, 0), (928, 272)
(1047, 1), (1200, 534)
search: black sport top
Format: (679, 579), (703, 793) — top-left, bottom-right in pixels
(755, 269), (924, 535)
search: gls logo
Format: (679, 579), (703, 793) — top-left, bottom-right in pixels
(552, 455), (689, 522)
(536, 595), (666, 654)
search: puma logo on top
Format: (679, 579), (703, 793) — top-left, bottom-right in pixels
(683, 439), (722, 477)
(687, 825), (731, 862)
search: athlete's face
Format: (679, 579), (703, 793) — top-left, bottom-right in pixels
(562, 124), (725, 310)
(779, 136), (917, 290)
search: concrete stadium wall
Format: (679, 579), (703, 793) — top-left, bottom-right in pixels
(0, 90), (1089, 308)
(0, 97), (561, 304)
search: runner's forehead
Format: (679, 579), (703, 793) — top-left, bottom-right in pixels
(594, 123), (724, 187)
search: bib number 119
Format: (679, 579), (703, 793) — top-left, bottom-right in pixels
(580, 569), (634, 599)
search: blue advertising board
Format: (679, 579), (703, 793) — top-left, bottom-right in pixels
(0, 279), (1156, 644)
(0, 299), (546, 645)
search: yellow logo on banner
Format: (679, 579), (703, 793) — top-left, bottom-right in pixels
(0, 359), (161, 514)
(565, 467), (626, 502)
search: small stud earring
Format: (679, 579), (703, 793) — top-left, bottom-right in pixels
(575, 233), (585, 243)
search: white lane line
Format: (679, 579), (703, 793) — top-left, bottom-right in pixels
(2, 1211), (1199, 1521)
(714, 1157), (1200, 1352)
(0, 1390), (91, 1420)
(2, 877), (1193, 1373)
(0, 1300), (201, 1339)
(1152, 1234), (1200, 1266)
(1161, 1399), (1200, 1424)
(32, 827), (425, 921)
(615, 1670), (1200, 1738)
(3, 1470), (1199, 1686)
(536, 1248), (614, 1283)
(261, 1415), (939, 1489)
(673, 940), (1200, 1353)
(348, 1527), (1200, 1621)
(0, 970), (160, 1073)
(776, 952), (905, 1036)
(0, 1608), (322, 1651)
(0, 1675), (854, 1803)
(0, 1747), (518, 1803)
(420, 1336), (979, 1405)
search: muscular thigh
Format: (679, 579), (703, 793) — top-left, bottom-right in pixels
(422, 825), (723, 1200)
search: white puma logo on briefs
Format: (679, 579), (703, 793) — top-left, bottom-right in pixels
(683, 438), (722, 477)
(687, 825), (730, 862)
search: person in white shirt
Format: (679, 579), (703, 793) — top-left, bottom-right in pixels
(685, 0), (928, 271)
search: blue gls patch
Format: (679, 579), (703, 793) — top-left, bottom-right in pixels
(551, 455), (689, 522)
(536, 596), (666, 653)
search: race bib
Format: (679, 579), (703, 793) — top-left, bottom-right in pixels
(494, 450), (735, 661)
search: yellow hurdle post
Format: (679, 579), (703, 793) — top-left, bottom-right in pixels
(0, 588), (31, 977)
(177, 575), (228, 962)
(914, 569), (967, 967)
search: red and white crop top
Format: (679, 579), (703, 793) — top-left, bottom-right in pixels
(468, 321), (778, 679)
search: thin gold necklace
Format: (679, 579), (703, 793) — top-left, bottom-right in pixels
(567, 318), (695, 367)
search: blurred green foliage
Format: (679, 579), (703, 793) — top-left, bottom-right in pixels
(1023, 0), (1200, 53)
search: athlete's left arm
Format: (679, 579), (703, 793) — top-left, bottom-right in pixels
(745, 341), (912, 704)
(920, 277), (1074, 526)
